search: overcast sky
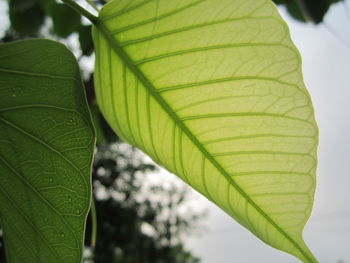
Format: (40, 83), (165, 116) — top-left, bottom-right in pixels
(183, 2), (350, 263)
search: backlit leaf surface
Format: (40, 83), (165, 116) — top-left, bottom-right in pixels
(0, 39), (95, 263)
(92, 0), (318, 262)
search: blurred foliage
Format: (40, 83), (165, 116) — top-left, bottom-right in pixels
(8, 0), (45, 36)
(51, 3), (82, 37)
(85, 143), (203, 263)
(79, 25), (94, 56)
(272, 0), (343, 23)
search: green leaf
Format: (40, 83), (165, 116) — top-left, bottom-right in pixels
(0, 39), (95, 263)
(89, 103), (107, 144)
(9, 0), (45, 36)
(89, 103), (118, 144)
(92, 0), (318, 262)
(52, 3), (82, 38)
(79, 25), (93, 56)
(272, 0), (343, 23)
(38, 0), (55, 15)
(284, 1), (307, 23)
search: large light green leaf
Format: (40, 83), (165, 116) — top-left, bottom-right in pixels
(92, 0), (318, 262)
(0, 39), (95, 263)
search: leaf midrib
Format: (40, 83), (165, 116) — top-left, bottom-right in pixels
(95, 17), (314, 263)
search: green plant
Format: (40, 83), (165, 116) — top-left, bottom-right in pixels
(0, 0), (319, 262)
(272, 0), (343, 23)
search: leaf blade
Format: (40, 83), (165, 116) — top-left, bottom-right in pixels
(0, 39), (95, 263)
(92, 0), (318, 262)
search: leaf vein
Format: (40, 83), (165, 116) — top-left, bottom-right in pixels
(134, 43), (295, 65)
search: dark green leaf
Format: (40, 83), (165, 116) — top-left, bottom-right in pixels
(89, 103), (118, 144)
(79, 25), (93, 56)
(286, 1), (307, 23)
(38, 0), (55, 14)
(272, 0), (344, 23)
(90, 103), (107, 144)
(51, 3), (82, 38)
(301, 0), (336, 23)
(9, 0), (45, 36)
(0, 39), (95, 263)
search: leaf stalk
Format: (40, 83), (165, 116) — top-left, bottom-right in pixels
(61, 0), (99, 25)
(85, 0), (99, 12)
(90, 194), (97, 249)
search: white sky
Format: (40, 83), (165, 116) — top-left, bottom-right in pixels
(185, 2), (350, 263)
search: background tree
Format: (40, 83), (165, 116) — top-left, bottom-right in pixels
(272, 0), (343, 24)
(86, 143), (203, 263)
